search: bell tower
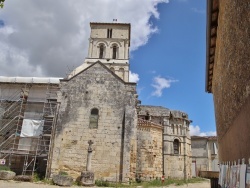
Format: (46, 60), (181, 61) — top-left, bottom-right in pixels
(84, 22), (131, 82)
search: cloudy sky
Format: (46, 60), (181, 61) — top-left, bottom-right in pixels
(0, 0), (216, 136)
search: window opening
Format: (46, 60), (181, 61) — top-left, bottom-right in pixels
(173, 139), (179, 155)
(171, 124), (174, 134)
(107, 29), (113, 38)
(99, 44), (104, 59)
(112, 45), (117, 59)
(118, 68), (124, 80)
(89, 108), (99, 129)
(110, 29), (112, 38)
(145, 112), (150, 120)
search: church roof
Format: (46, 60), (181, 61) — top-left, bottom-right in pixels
(139, 105), (189, 119)
(0, 76), (61, 84)
(191, 135), (217, 141)
(60, 61), (136, 85)
(90, 22), (130, 26)
(139, 105), (170, 116)
(205, 0), (219, 93)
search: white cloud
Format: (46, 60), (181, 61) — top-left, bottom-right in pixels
(151, 76), (177, 97)
(0, 0), (169, 77)
(190, 125), (217, 136)
(129, 71), (140, 83)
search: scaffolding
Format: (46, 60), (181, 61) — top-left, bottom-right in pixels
(0, 82), (60, 178)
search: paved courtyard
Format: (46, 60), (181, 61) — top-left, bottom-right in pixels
(0, 180), (210, 188)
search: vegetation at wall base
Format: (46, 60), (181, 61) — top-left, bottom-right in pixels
(0, 165), (11, 171)
(33, 173), (42, 182)
(58, 171), (68, 176)
(32, 173), (53, 185)
(95, 177), (206, 187)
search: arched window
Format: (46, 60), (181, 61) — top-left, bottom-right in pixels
(110, 67), (115, 72)
(112, 45), (117, 59)
(118, 68), (124, 80)
(171, 124), (174, 134)
(173, 139), (180, 155)
(99, 44), (105, 59)
(145, 112), (150, 120)
(89, 108), (99, 129)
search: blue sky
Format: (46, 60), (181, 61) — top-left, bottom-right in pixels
(130, 0), (216, 135)
(0, 0), (216, 135)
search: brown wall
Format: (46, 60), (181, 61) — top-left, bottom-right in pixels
(218, 95), (250, 161)
(212, 0), (250, 161)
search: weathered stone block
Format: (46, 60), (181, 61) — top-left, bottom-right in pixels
(80, 171), (94, 186)
(14, 175), (33, 182)
(52, 174), (73, 186)
(0, 170), (16, 180)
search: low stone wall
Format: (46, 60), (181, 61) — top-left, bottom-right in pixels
(199, 171), (219, 178)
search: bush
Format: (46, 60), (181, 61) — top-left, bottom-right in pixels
(58, 171), (68, 176)
(95, 179), (111, 187)
(0, 165), (11, 171)
(33, 173), (41, 182)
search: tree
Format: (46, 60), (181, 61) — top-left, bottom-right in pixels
(0, 0), (5, 8)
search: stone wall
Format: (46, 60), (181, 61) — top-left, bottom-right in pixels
(164, 136), (191, 179)
(191, 137), (219, 172)
(50, 62), (137, 182)
(211, 0), (250, 161)
(138, 106), (192, 179)
(89, 24), (130, 60)
(90, 24), (130, 40)
(191, 139), (209, 172)
(136, 120), (162, 180)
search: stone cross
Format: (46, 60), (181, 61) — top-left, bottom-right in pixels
(88, 140), (93, 152)
(86, 140), (93, 171)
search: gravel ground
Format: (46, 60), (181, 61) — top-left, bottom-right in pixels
(0, 180), (211, 188)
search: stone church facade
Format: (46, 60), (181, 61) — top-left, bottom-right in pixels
(0, 22), (191, 182)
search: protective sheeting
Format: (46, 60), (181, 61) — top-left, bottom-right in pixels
(20, 119), (44, 137)
(18, 137), (39, 151)
(0, 76), (61, 84)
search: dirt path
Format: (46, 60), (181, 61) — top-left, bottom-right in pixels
(0, 180), (210, 188)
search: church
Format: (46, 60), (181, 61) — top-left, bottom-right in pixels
(0, 22), (192, 182)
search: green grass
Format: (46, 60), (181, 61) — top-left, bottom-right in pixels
(94, 177), (206, 187)
(58, 171), (68, 176)
(0, 165), (11, 171)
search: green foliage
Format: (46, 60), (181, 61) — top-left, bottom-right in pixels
(94, 177), (206, 187)
(42, 178), (54, 185)
(58, 171), (68, 176)
(140, 177), (206, 187)
(95, 179), (112, 187)
(0, 165), (11, 171)
(73, 180), (82, 186)
(0, 0), (5, 8)
(33, 173), (54, 185)
(33, 173), (41, 182)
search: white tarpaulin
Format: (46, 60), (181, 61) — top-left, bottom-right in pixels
(20, 119), (44, 137)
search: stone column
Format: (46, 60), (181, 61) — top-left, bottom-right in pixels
(80, 140), (95, 186)
(86, 140), (93, 171)
(88, 39), (93, 58)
